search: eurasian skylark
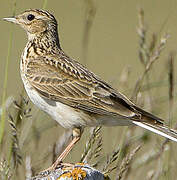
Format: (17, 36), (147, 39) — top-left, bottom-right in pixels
(3, 9), (177, 170)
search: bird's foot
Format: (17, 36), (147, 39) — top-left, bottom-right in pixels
(39, 160), (63, 175)
(39, 161), (75, 176)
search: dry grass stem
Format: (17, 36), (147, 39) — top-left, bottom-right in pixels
(8, 114), (22, 168)
(116, 145), (141, 180)
(133, 139), (169, 170)
(102, 148), (119, 174)
(168, 52), (175, 127)
(80, 126), (102, 163)
(82, 0), (97, 65)
(25, 156), (32, 179)
(132, 33), (170, 101)
(131, 8), (170, 102)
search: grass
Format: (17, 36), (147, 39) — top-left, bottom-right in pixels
(0, 1), (17, 150)
(0, 1), (177, 180)
(42, 0), (48, 10)
(0, 24), (13, 148)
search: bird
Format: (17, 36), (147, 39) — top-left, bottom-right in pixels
(3, 9), (177, 171)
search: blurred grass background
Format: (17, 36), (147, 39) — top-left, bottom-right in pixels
(0, 0), (177, 179)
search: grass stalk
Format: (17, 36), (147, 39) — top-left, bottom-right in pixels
(0, 0), (16, 147)
(162, 53), (175, 180)
(0, 31), (14, 147)
(82, 0), (96, 65)
(42, 0), (48, 9)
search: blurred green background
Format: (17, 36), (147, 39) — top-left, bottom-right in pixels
(1, 0), (177, 179)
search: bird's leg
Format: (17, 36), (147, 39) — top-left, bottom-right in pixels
(43, 127), (82, 172)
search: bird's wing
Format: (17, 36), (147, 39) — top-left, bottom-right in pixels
(24, 54), (177, 143)
(25, 54), (142, 120)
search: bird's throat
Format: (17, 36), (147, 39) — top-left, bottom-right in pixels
(21, 30), (61, 68)
(27, 29), (61, 56)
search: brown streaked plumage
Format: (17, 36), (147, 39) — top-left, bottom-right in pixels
(3, 9), (177, 172)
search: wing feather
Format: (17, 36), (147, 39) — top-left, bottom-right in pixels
(25, 55), (150, 120)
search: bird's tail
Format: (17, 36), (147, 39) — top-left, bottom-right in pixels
(132, 106), (177, 142)
(132, 121), (177, 142)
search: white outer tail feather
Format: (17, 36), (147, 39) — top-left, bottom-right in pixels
(132, 121), (177, 142)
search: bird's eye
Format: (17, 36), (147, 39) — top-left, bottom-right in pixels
(27, 14), (35, 21)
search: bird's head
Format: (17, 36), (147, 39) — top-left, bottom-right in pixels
(3, 9), (58, 36)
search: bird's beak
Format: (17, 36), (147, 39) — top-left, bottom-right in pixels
(3, 17), (18, 24)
